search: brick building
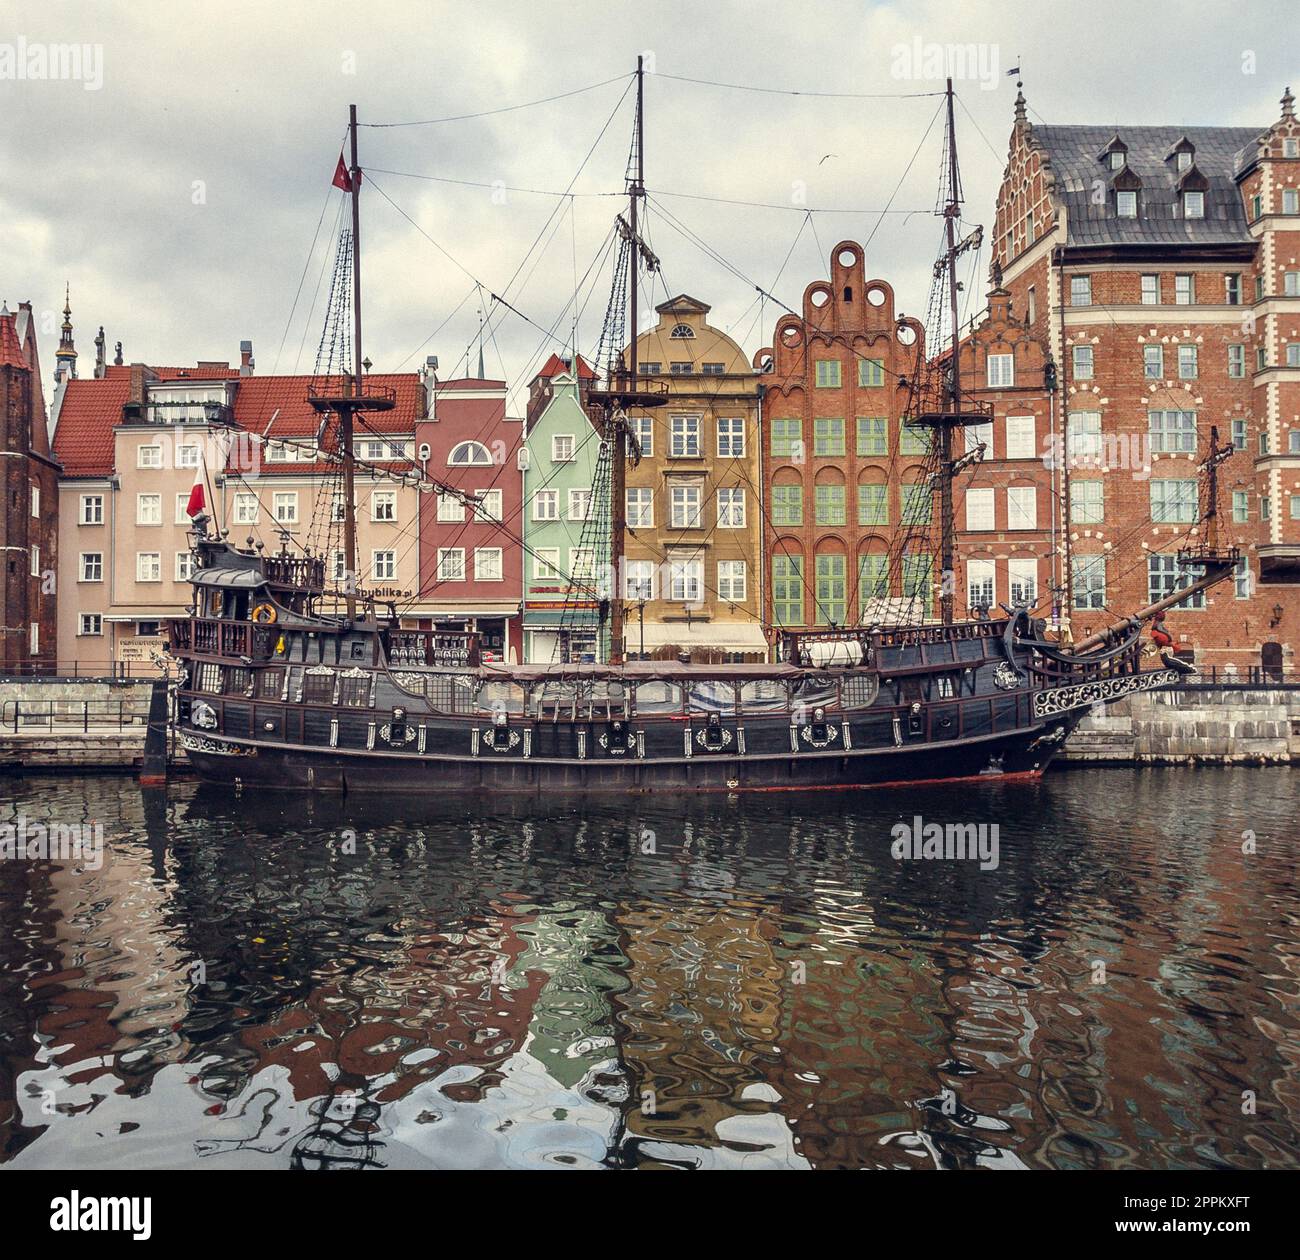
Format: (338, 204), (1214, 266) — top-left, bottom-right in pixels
(756, 241), (928, 631)
(0, 301), (59, 670)
(990, 86), (1300, 671)
(414, 373), (524, 663)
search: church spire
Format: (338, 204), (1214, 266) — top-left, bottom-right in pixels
(54, 283), (78, 385)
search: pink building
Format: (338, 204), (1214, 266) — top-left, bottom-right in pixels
(414, 375), (524, 663)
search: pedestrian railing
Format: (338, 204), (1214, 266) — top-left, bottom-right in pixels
(0, 699), (149, 733)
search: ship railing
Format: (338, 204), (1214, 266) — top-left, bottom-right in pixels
(1026, 636), (1145, 683)
(262, 555), (326, 590)
(383, 629), (481, 668)
(172, 618), (277, 660)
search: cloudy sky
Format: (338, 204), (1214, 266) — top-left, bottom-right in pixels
(3, 0), (1294, 412)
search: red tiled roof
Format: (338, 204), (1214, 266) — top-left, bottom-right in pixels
(534, 353), (595, 381)
(52, 370), (424, 479)
(434, 376), (507, 393)
(0, 310), (25, 369)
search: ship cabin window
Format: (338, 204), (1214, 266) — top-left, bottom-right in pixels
(739, 679), (789, 713)
(197, 663), (223, 693)
(687, 681), (738, 715)
(634, 681), (684, 714)
(225, 666), (251, 695)
(303, 671), (335, 705)
(255, 669), (284, 699)
(425, 674), (475, 714)
(899, 676), (927, 705)
(791, 676), (839, 713)
(935, 675), (956, 699)
(339, 674), (371, 707)
(477, 681), (526, 716)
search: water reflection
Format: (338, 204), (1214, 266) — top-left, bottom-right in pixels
(0, 769), (1296, 1169)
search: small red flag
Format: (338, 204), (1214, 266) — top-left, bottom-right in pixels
(332, 153), (357, 192)
(186, 469), (205, 518)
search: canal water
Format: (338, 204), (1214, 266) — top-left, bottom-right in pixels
(0, 767), (1296, 1170)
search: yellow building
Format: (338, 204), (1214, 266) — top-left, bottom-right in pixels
(623, 296), (766, 661)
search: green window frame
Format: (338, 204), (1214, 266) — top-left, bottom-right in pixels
(856, 416), (887, 455)
(857, 358), (885, 387)
(771, 417), (803, 458)
(771, 484), (803, 526)
(857, 483), (888, 526)
(901, 553), (933, 617)
(772, 555), (804, 627)
(814, 359), (842, 388)
(1149, 479), (1198, 523)
(901, 483), (933, 525)
(858, 554), (889, 614)
(813, 417), (845, 456)
(814, 554), (847, 626)
(1232, 490), (1250, 523)
(814, 483), (846, 526)
(1070, 480), (1104, 524)
(899, 419), (929, 455)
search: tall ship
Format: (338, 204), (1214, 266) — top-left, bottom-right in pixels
(165, 70), (1238, 793)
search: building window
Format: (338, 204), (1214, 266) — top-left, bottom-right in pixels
(670, 415), (701, 457)
(331, 550), (346, 582)
(176, 551), (194, 581)
(567, 488), (591, 521)
(770, 418), (803, 459)
(26, 543), (38, 577)
(717, 560), (747, 603)
(668, 555), (703, 602)
(899, 419), (929, 455)
(1176, 150), (1192, 172)
(473, 489), (502, 523)
(434, 548), (461, 581)
(1150, 479), (1198, 523)
(1234, 557), (1252, 600)
(1072, 555), (1105, 609)
(138, 444), (163, 469)
(1292, 431), (1300, 454)
(1284, 190), (1300, 215)
(29, 484), (39, 518)
(1174, 274), (1194, 304)
(902, 484), (933, 525)
(669, 362), (694, 376)
(1261, 494), (1272, 521)
(1232, 419), (1248, 450)
(80, 552), (103, 582)
(432, 491), (462, 524)
(532, 490), (558, 521)
(859, 554), (889, 614)
(1005, 415), (1036, 459)
(814, 554), (846, 626)
(78, 613), (103, 637)
(1116, 190), (1137, 218)
(173, 492), (191, 525)
(857, 482), (888, 526)
(1071, 480), (1104, 524)
(813, 417), (845, 456)
(1143, 345), (1164, 379)
(701, 362), (725, 376)
(1288, 344), (1300, 368)
(1070, 275), (1092, 306)
(639, 361), (660, 375)
(1260, 430), (1271, 456)
(858, 358), (884, 387)
(716, 487), (746, 528)
(901, 552), (933, 617)
(136, 493), (162, 525)
(965, 420), (992, 456)
(630, 414), (653, 457)
(856, 416), (887, 455)
(371, 490), (397, 522)
(814, 360), (841, 388)
(814, 483), (845, 526)
(1251, 193), (1263, 221)
(771, 484), (803, 526)
(986, 353), (1014, 387)
(1182, 191), (1204, 219)
(772, 555), (803, 626)
(233, 492), (259, 524)
(474, 548), (502, 581)
(1072, 345), (1094, 380)
(717, 417), (745, 458)
(1140, 274), (1160, 304)
(1228, 344), (1246, 378)
(1225, 274), (1242, 304)
(136, 552), (161, 583)
(1067, 411), (1102, 463)
(1027, 285), (1037, 323)
(1285, 138), (1300, 158)
(533, 549), (560, 581)
(669, 323), (695, 339)
(369, 550), (394, 580)
(1008, 558), (1038, 607)
(1007, 486), (1037, 530)
(967, 559), (995, 612)
(1177, 345), (1198, 379)
(272, 491), (298, 523)
(625, 560), (655, 600)
(627, 487), (654, 528)
(551, 434), (575, 463)
(79, 494), (104, 525)
(1232, 490), (1250, 522)
(670, 484), (702, 528)
(1149, 410), (1197, 454)
(1148, 554), (1205, 608)
(965, 487), (995, 531)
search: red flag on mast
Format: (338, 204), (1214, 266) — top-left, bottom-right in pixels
(332, 153), (359, 192)
(185, 461), (205, 518)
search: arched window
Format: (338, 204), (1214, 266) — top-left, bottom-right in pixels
(669, 323), (695, 339)
(448, 440), (493, 467)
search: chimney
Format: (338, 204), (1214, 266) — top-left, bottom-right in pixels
(128, 362), (148, 405)
(422, 355), (439, 418)
(240, 339), (254, 376)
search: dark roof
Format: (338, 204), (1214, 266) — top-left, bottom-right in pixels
(1034, 124), (1262, 249)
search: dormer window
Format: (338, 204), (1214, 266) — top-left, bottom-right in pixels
(669, 323), (695, 339)
(1117, 190), (1138, 218)
(1177, 150), (1192, 172)
(1183, 190), (1205, 219)
(1284, 138), (1298, 158)
(1110, 151), (1125, 171)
